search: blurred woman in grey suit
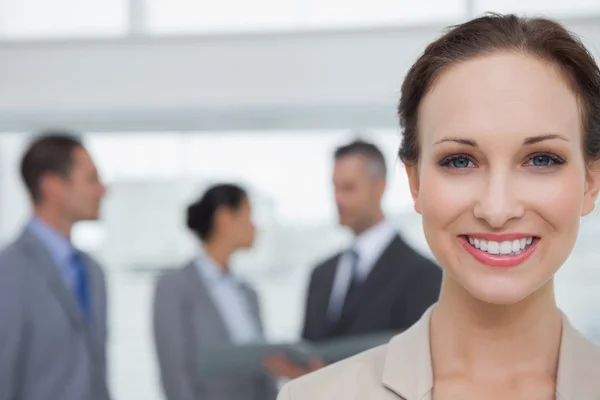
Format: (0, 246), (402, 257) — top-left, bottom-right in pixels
(153, 184), (276, 400)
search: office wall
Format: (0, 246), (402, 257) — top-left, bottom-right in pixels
(0, 16), (599, 132)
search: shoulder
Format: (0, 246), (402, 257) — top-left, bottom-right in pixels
(281, 344), (389, 399)
(391, 237), (441, 274)
(154, 265), (195, 299)
(312, 252), (342, 276)
(558, 316), (600, 397)
(0, 239), (29, 284)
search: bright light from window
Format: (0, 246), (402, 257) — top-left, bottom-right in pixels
(0, 0), (128, 39)
(475, 0), (600, 17)
(304, 0), (466, 28)
(146, 0), (298, 34)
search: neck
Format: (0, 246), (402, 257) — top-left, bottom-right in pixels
(431, 276), (562, 381)
(34, 206), (73, 238)
(353, 210), (385, 235)
(203, 240), (232, 271)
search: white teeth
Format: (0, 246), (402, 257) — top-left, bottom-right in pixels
(466, 236), (535, 256)
(512, 240), (520, 253)
(487, 241), (500, 254)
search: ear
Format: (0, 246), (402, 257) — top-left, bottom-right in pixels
(582, 161), (600, 216)
(374, 176), (387, 199)
(404, 162), (422, 214)
(39, 173), (63, 202)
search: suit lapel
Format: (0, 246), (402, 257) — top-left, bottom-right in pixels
(315, 257), (339, 338)
(17, 230), (88, 337)
(382, 306), (434, 399)
(335, 236), (407, 331)
(240, 284), (263, 335)
(182, 263), (231, 343)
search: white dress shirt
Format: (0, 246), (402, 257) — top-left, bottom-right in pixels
(195, 251), (261, 345)
(327, 219), (398, 322)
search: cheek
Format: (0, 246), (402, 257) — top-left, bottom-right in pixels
(418, 168), (476, 225)
(520, 170), (584, 230)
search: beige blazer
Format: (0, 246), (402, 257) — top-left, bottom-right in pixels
(277, 307), (600, 400)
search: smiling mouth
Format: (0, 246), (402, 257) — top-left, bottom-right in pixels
(458, 235), (541, 268)
(463, 235), (538, 256)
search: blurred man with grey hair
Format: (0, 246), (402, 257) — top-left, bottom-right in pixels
(266, 139), (442, 379)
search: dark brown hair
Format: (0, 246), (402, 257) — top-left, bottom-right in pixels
(397, 13), (600, 165)
(187, 183), (248, 241)
(20, 131), (83, 203)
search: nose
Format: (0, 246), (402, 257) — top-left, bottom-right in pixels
(473, 172), (525, 228)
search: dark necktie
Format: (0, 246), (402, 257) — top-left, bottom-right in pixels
(339, 249), (362, 323)
(70, 250), (91, 324)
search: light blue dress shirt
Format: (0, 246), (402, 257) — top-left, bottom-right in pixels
(27, 217), (76, 288)
(195, 253), (261, 345)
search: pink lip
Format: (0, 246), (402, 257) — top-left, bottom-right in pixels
(462, 233), (537, 241)
(458, 235), (540, 268)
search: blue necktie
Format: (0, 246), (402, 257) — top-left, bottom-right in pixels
(70, 250), (91, 324)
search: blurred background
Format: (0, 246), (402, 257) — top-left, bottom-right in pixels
(1, 0), (600, 398)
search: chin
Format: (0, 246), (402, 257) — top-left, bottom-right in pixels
(459, 273), (550, 305)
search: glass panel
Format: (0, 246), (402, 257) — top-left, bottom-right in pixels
(0, 0), (128, 39)
(146, 0), (298, 34)
(146, 0), (466, 34)
(304, 0), (466, 28)
(475, 0), (600, 18)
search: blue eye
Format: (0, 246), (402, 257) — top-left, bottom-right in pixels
(440, 155), (475, 169)
(526, 153), (564, 167)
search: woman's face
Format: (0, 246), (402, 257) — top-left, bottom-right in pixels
(406, 52), (600, 305)
(229, 197), (256, 249)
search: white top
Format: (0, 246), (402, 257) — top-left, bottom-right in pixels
(195, 250), (261, 345)
(327, 219), (398, 321)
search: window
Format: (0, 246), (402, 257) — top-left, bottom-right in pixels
(146, 0), (466, 34)
(475, 0), (600, 18)
(146, 0), (298, 34)
(0, 0), (128, 39)
(303, 0), (466, 28)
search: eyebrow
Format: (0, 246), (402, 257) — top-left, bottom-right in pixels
(432, 133), (570, 147)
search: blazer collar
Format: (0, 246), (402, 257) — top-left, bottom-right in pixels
(381, 306), (600, 399)
(382, 306), (434, 399)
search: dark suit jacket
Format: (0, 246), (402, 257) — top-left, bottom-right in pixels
(302, 235), (442, 342)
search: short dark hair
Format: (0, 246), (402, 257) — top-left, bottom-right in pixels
(334, 139), (387, 178)
(186, 183), (248, 241)
(20, 131), (84, 203)
(398, 13), (600, 165)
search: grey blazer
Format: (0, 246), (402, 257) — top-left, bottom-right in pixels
(0, 228), (110, 400)
(153, 262), (277, 400)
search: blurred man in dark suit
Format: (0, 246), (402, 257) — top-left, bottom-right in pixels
(266, 139), (442, 379)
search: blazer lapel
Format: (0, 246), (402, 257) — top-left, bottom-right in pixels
(182, 263), (231, 343)
(240, 284), (264, 335)
(336, 236), (408, 330)
(17, 230), (87, 336)
(316, 257), (339, 337)
(555, 313), (600, 399)
(382, 306), (434, 399)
